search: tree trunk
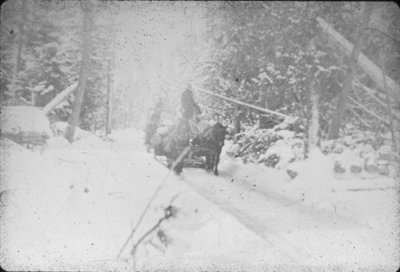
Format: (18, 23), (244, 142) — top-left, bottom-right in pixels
(380, 55), (398, 153)
(10, 0), (26, 94)
(125, 96), (133, 129)
(106, 59), (112, 135)
(328, 4), (373, 139)
(258, 87), (269, 129)
(66, 1), (93, 143)
(306, 36), (320, 152)
(234, 105), (241, 135)
(31, 90), (35, 106)
(308, 80), (319, 150)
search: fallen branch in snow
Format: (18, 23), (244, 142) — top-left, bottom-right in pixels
(54, 157), (81, 164)
(128, 194), (179, 272)
(116, 146), (191, 259)
(346, 186), (398, 192)
(147, 240), (165, 253)
(130, 196), (179, 256)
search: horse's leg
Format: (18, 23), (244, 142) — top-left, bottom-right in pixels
(175, 161), (183, 175)
(167, 158), (172, 168)
(173, 146), (185, 175)
(205, 153), (211, 172)
(213, 150), (220, 176)
(179, 161), (183, 174)
(214, 154), (219, 176)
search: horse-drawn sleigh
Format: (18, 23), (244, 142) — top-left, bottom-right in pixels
(145, 87), (228, 175)
(146, 115), (228, 176)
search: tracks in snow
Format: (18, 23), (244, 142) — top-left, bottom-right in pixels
(175, 167), (363, 265)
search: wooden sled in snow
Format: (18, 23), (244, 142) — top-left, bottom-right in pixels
(152, 139), (208, 169)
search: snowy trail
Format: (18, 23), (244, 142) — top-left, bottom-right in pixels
(182, 170), (311, 264)
(179, 162), (398, 268)
(127, 128), (398, 268)
(1, 129), (398, 271)
(182, 168), (337, 264)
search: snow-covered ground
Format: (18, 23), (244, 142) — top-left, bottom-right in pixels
(0, 129), (399, 271)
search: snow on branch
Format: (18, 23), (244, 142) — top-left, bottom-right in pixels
(349, 96), (389, 125)
(42, 82), (78, 115)
(353, 80), (400, 122)
(350, 108), (372, 128)
(353, 79), (387, 108)
(317, 17), (400, 99)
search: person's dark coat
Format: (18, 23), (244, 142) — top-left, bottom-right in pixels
(181, 89), (201, 120)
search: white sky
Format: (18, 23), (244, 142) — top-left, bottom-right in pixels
(38, 1), (214, 112)
(105, 2), (211, 99)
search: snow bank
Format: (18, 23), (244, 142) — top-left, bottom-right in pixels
(229, 120), (397, 178)
(1, 106), (52, 136)
(51, 121), (106, 150)
(1, 106), (52, 146)
(321, 131), (398, 177)
(0, 128), (175, 270)
(1, 128), (398, 271)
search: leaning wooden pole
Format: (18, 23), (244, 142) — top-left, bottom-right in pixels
(162, 79), (290, 119)
(328, 4), (373, 139)
(380, 56), (398, 153)
(193, 86), (289, 119)
(316, 16), (400, 99)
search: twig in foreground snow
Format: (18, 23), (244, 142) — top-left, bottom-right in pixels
(130, 200), (179, 256)
(116, 145), (191, 259)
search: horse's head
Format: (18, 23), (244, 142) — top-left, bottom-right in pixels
(212, 122), (228, 146)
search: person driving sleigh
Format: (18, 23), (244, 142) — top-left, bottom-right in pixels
(180, 84), (201, 123)
(179, 84), (203, 138)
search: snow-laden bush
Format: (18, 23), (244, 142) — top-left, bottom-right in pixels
(227, 117), (305, 168)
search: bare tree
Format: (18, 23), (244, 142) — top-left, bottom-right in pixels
(257, 86), (269, 129)
(380, 54), (398, 153)
(9, 0), (26, 94)
(106, 58), (112, 135)
(65, 1), (93, 143)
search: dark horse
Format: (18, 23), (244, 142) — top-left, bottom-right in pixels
(191, 122), (228, 176)
(157, 121), (227, 176)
